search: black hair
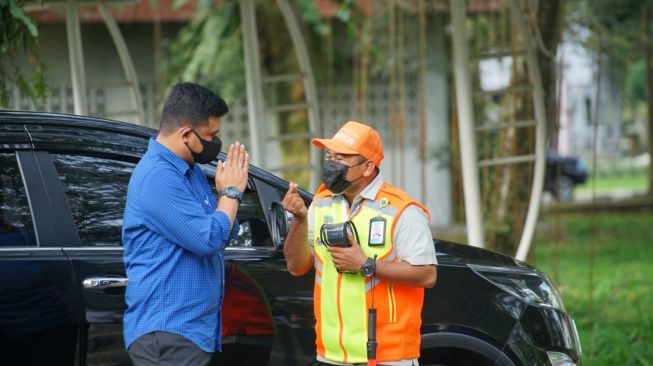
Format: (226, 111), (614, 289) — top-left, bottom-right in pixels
(159, 82), (228, 134)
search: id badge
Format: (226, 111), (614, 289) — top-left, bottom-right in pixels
(368, 216), (386, 246)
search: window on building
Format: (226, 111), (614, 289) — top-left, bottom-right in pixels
(585, 97), (592, 126)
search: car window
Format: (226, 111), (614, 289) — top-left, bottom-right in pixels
(205, 177), (273, 248)
(0, 152), (37, 246)
(52, 154), (135, 247)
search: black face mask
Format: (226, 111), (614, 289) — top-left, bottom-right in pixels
(321, 159), (366, 194)
(186, 130), (222, 164)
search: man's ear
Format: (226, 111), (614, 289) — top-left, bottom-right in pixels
(178, 127), (192, 143)
(363, 161), (376, 177)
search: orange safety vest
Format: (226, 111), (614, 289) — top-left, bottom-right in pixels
(312, 182), (431, 364)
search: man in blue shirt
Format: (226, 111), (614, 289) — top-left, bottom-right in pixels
(123, 82), (249, 366)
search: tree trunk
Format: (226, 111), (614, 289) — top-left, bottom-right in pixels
(535, 0), (566, 151)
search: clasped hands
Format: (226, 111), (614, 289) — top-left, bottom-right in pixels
(215, 142), (249, 193)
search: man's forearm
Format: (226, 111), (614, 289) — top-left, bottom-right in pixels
(283, 216), (312, 276)
(217, 196), (239, 230)
(375, 261), (437, 288)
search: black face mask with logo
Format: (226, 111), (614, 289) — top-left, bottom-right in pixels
(321, 159), (366, 194)
(186, 130), (222, 164)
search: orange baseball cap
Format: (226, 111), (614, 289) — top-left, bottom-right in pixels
(312, 121), (384, 166)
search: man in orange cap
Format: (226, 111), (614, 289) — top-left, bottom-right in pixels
(282, 121), (437, 366)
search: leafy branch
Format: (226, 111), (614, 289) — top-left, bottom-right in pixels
(0, 0), (47, 107)
(164, 0), (244, 102)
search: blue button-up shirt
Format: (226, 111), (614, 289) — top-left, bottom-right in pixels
(122, 139), (239, 352)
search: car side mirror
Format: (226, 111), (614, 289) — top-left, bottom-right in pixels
(270, 202), (290, 247)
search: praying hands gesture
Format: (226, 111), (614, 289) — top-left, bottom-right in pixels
(215, 141), (249, 193)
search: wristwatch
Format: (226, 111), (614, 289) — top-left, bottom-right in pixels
(221, 186), (243, 203)
(359, 257), (376, 277)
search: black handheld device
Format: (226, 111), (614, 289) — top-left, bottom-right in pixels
(319, 221), (359, 247)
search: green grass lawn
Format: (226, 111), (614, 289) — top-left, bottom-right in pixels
(576, 172), (649, 195)
(533, 212), (653, 365)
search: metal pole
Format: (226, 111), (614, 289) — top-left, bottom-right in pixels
(97, 4), (146, 124)
(65, 0), (87, 115)
(239, 0), (265, 167)
(510, 0), (548, 261)
(276, 0), (321, 190)
(449, 0), (485, 248)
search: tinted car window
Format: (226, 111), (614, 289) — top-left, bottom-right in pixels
(0, 152), (36, 246)
(52, 154), (135, 247)
(205, 177), (272, 247)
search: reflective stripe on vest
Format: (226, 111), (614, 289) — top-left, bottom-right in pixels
(312, 183), (428, 364)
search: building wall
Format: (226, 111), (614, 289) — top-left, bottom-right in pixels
(10, 23), (158, 126)
(558, 40), (622, 158)
(9, 21), (251, 132)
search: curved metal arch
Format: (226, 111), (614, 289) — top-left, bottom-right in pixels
(240, 0), (321, 190)
(97, 4), (146, 124)
(449, 0), (485, 248)
(64, 1), (87, 116)
(239, 0), (266, 167)
(449, 0), (547, 258)
(62, 1), (145, 123)
(509, 0), (547, 261)
(276, 0), (321, 190)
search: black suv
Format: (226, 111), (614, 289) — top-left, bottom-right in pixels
(0, 111), (581, 366)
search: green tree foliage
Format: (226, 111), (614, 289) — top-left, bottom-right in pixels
(164, 0), (244, 102)
(625, 59), (647, 103)
(295, 0), (330, 36)
(0, 0), (47, 107)
(163, 0), (367, 102)
(567, 0), (653, 110)
(567, 0), (649, 89)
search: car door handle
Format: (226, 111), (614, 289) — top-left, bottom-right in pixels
(83, 277), (128, 290)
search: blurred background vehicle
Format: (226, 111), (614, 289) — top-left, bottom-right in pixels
(545, 152), (589, 201)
